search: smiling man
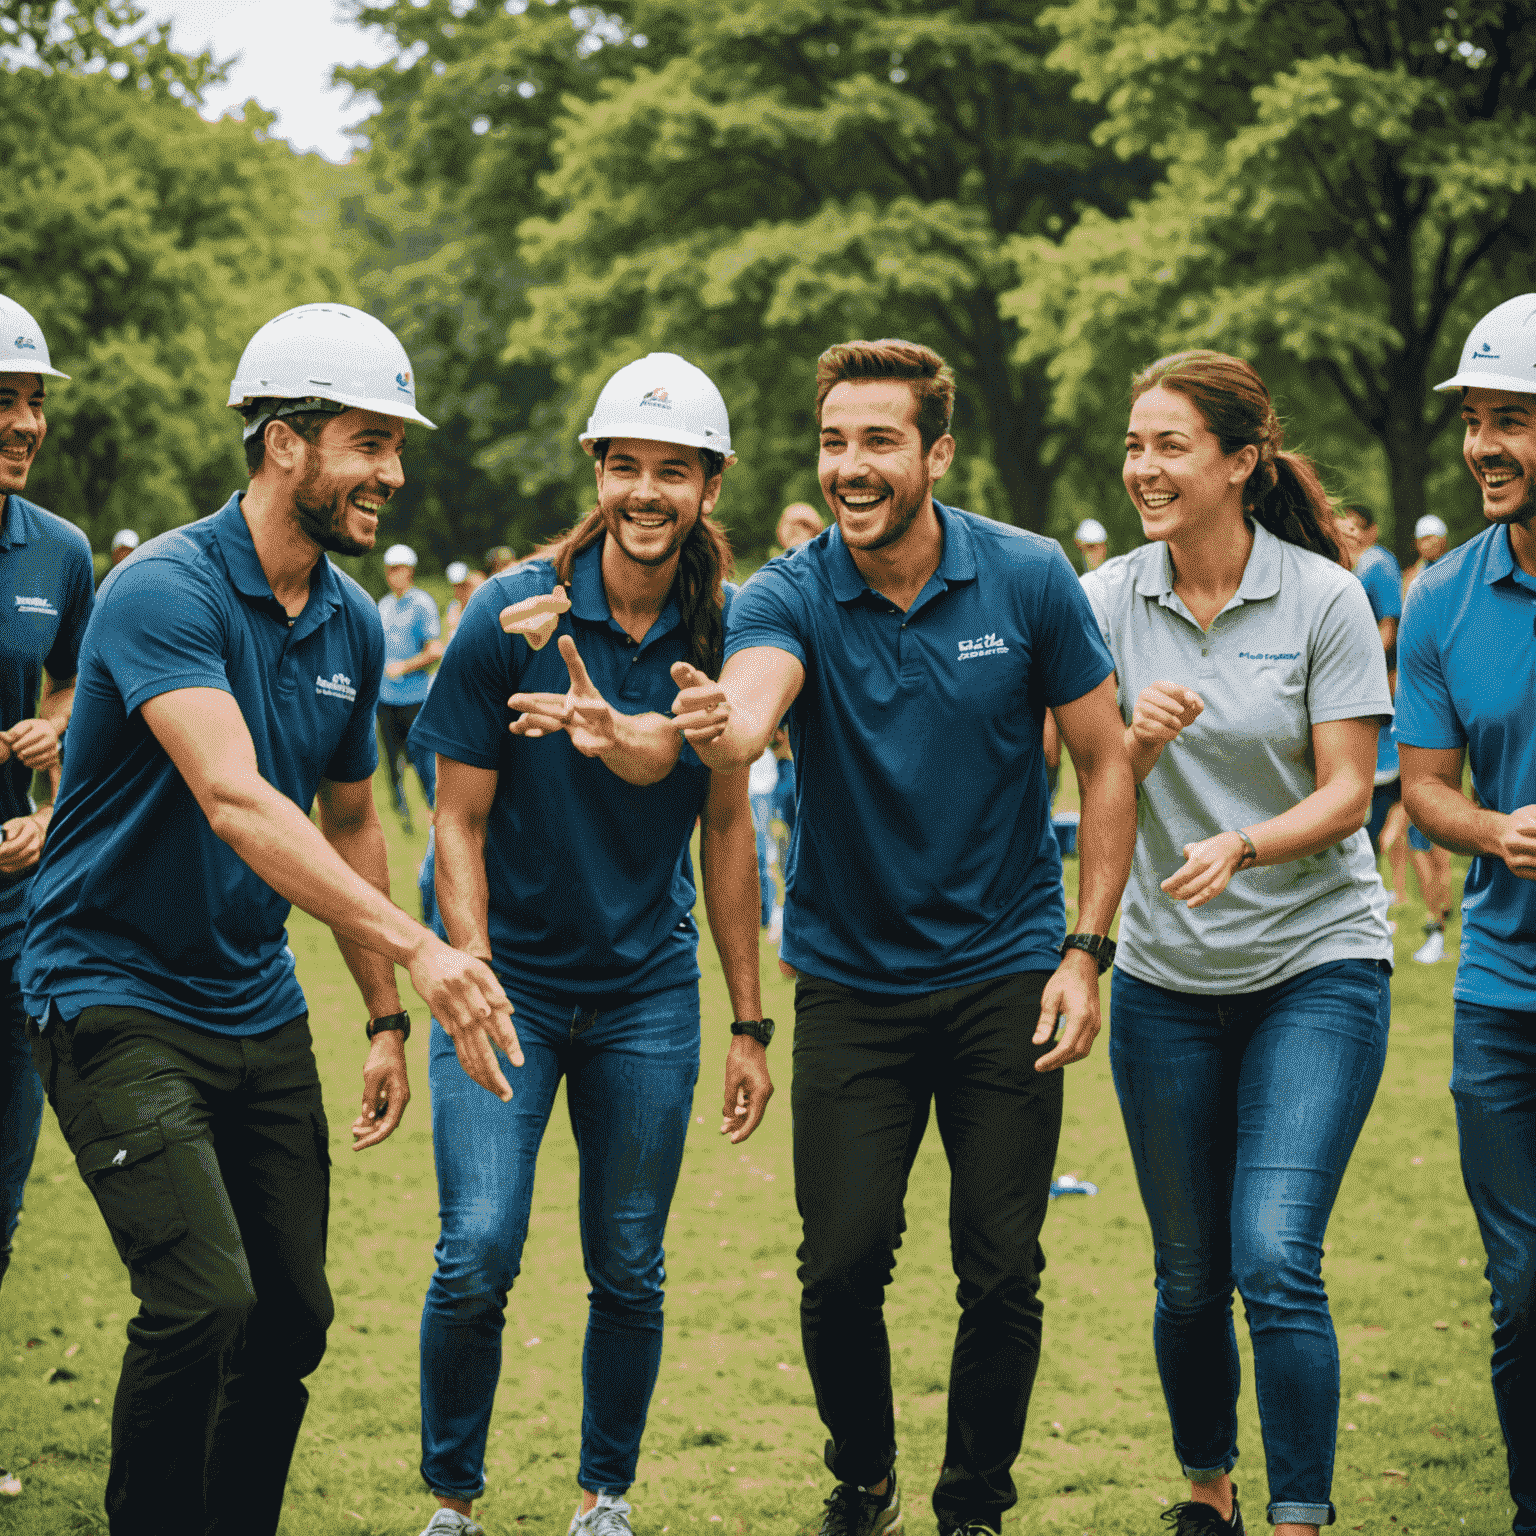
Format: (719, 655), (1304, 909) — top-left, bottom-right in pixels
(407, 353), (766, 1536)
(670, 339), (1137, 1536)
(0, 295), (94, 1296)
(1396, 294), (1536, 1536)
(19, 303), (513, 1536)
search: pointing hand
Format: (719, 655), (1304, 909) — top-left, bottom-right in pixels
(500, 586), (571, 651)
(669, 661), (731, 746)
(508, 635), (620, 756)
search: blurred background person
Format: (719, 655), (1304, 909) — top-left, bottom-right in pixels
(775, 501), (824, 552)
(1074, 516), (1110, 571)
(484, 543), (515, 576)
(1402, 513), (1449, 593)
(444, 559), (485, 645)
(108, 528), (139, 570)
(748, 739), (782, 942)
(377, 542), (442, 834)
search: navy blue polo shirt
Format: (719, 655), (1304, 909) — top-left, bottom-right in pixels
(411, 543), (728, 997)
(0, 495), (94, 957)
(725, 502), (1114, 993)
(20, 492), (384, 1033)
(1395, 523), (1536, 1009)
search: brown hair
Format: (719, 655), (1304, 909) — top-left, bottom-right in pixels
(242, 405), (332, 476)
(536, 443), (734, 677)
(815, 339), (956, 450)
(1130, 350), (1344, 565)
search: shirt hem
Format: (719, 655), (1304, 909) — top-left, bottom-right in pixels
(120, 672), (236, 715)
(25, 985), (308, 1036)
(779, 948), (1063, 995)
(1115, 936), (1393, 997)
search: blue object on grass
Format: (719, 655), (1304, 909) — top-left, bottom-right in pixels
(1052, 811), (1080, 859)
(1049, 1174), (1098, 1199)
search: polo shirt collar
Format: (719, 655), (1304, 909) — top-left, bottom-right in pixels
(826, 500), (977, 604)
(212, 492), (341, 642)
(1133, 517), (1284, 604)
(569, 537), (681, 646)
(1484, 524), (1524, 587)
(0, 494), (34, 550)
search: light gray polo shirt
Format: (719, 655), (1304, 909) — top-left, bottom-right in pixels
(1083, 521), (1393, 994)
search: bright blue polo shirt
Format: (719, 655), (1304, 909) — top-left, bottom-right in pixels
(725, 502), (1114, 993)
(1395, 523), (1536, 1009)
(1354, 550), (1404, 783)
(0, 495), (94, 958)
(378, 586), (440, 706)
(410, 542), (731, 997)
(20, 492), (384, 1034)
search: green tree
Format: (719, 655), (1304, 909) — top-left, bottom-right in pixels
(342, 0), (1153, 551)
(2, 52), (361, 548)
(1009, 0), (1536, 560)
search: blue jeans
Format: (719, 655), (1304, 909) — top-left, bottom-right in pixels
(1450, 1001), (1536, 1535)
(0, 951), (43, 1287)
(771, 759), (796, 837)
(419, 980), (700, 1501)
(1110, 959), (1391, 1527)
(749, 794), (776, 925)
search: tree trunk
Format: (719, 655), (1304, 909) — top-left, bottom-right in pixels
(965, 300), (1056, 531)
(1381, 382), (1434, 568)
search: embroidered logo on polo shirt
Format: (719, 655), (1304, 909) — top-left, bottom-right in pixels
(316, 672), (357, 702)
(14, 595), (57, 617)
(958, 633), (1009, 660)
(1237, 651), (1301, 661)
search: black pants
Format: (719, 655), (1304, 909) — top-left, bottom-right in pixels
(29, 1006), (333, 1536)
(376, 701), (430, 815)
(793, 971), (1062, 1527)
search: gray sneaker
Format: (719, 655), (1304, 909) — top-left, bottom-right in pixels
(569, 1493), (635, 1536)
(816, 1470), (902, 1536)
(421, 1510), (486, 1536)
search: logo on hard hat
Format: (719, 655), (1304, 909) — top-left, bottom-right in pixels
(14, 336), (35, 351)
(640, 387), (671, 409)
(396, 371), (412, 392)
(1471, 341), (1501, 361)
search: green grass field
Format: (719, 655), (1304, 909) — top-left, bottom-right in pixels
(0, 762), (1513, 1535)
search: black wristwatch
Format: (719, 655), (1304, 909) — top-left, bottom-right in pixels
(1060, 933), (1116, 974)
(366, 1010), (411, 1042)
(730, 1018), (775, 1047)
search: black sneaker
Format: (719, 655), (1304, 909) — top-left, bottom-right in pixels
(938, 1520), (999, 1536)
(816, 1470), (902, 1536)
(1160, 1487), (1245, 1536)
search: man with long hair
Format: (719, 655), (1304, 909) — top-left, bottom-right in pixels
(407, 352), (769, 1536)
(672, 339), (1136, 1536)
(1398, 294), (1536, 1536)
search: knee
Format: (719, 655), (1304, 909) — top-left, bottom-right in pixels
(1232, 1228), (1323, 1316)
(586, 1232), (665, 1320)
(1153, 1248), (1232, 1319)
(430, 1220), (520, 1317)
(797, 1230), (898, 1304)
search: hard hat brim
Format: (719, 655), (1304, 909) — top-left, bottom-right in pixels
(1434, 370), (1536, 395)
(0, 359), (69, 381)
(227, 388), (435, 430)
(579, 423), (736, 467)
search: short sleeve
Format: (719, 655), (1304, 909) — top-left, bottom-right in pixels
(1305, 576), (1393, 726)
(94, 558), (232, 713)
(1393, 580), (1463, 749)
(724, 563), (808, 668)
(45, 534), (95, 682)
(1034, 548), (1114, 708)
(1360, 558), (1403, 623)
(417, 591), (442, 643)
(410, 576), (523, 770)
(324, 611), (384, 784)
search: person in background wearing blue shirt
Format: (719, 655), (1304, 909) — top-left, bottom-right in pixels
(378, 542), (442, 834)
(1397, 293), (1536, 1536)
(0, 295), (93, 1298)
(19, 303), (512, 1536)
(408, 352), (767, 1536)
(671, 339), (1136, 1536)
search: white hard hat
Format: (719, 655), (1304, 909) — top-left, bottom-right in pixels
(579, 352), (735, 465)
(0, 294), (69, 380)
(111, 529), (140, 552)
(446, 560), (469, 584)
(228, 303), (435, 435)
(1415, 515), (1448, 539)
(1436, 294), (1536, 395)
(1075, 518), (1109, 544)
(383, 543), (417, 567)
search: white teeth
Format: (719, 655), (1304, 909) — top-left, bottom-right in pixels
(1142, 491), (1175, 506)
(842, 494), (882, 507)
(1485, 472), (1516, 487)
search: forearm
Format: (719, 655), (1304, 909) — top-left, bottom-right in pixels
(1241, 773), (1372, 865)
(39, 679), (74, 735)
(1403, 778), (1505, 861)
(396, 644), (440, 676)
(209, 774), (427, 964)
(1075, 754), (1136, 934)
(323, 817), (406, 1018)
(434, 811), (495, 963)
(702, 818), (764, 1021)
(1125, 725), (1163, 786)
(694, 704), (776, 772)
(601, 711), (686, 787)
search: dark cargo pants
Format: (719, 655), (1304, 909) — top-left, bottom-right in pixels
(29, 1004), (333, 1536)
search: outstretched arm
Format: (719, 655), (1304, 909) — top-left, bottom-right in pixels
(670, 646), (805, 771)
(1402, 744), (1536, 879)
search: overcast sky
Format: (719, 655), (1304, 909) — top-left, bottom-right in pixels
(150, 0), (395, 161)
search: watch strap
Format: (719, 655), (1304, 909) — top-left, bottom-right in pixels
(730, 1017), (775, 1046)
(366, 1010), (411, 1041)
(1060, 933), (1116, 974)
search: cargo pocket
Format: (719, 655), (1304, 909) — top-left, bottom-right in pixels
(77, 1124), (189, 1266)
